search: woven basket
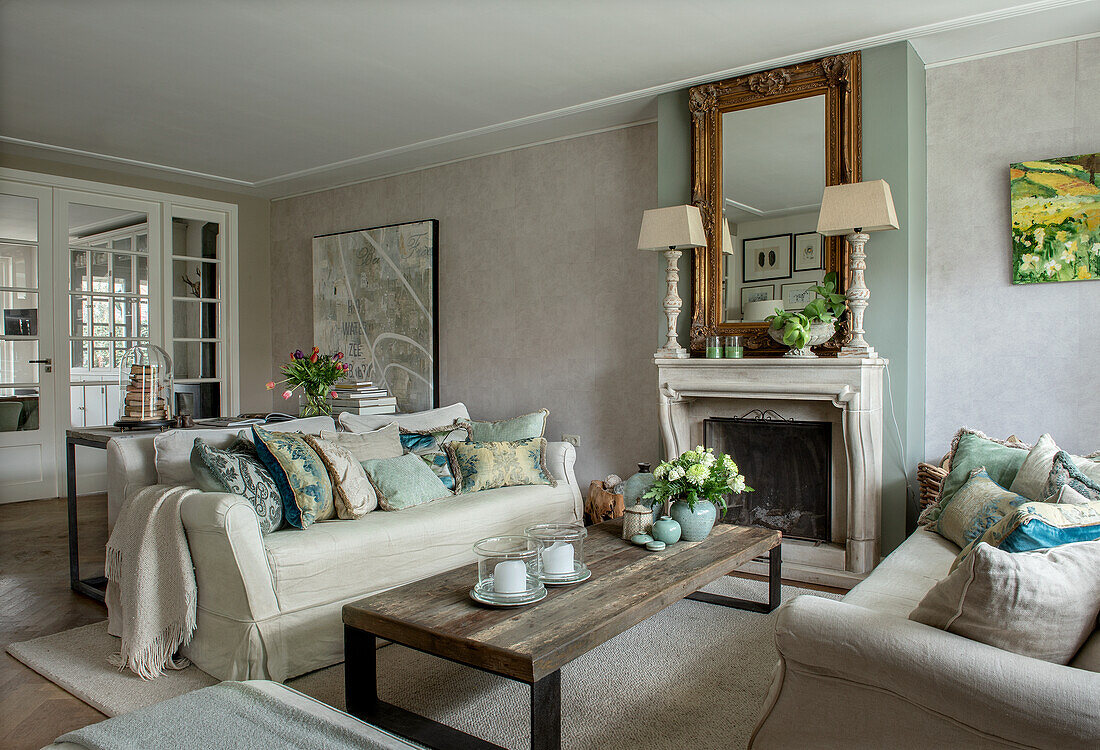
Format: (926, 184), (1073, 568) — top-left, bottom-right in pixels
(916, 454), (950, 510)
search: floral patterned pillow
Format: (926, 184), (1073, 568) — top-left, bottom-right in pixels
(444, 438), (555, 494)
(190, 437), (284, 533)
(930, 467), (1030, 549)
(252, 426), (335, 528)
(399, 424), (467, 491)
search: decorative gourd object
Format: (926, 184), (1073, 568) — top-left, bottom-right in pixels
(622, 503), (653, 540)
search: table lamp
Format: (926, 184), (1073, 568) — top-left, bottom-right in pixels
(816, 180), (899, 358)
(637, 205), (707, 358)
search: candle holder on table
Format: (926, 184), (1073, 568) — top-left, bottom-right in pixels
(525, 522), (590, 585)
(471, 535), (546, 607)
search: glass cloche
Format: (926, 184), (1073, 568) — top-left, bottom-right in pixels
(115, 344), (174, 428)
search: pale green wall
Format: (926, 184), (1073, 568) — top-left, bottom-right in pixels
(654, 43), (928, 553)
(656, 90), (694, 353)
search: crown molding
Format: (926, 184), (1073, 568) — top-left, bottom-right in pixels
(2, 0), (1088, 193)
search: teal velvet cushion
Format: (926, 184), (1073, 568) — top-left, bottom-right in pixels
(444, 438), (554, 493)
(1044, 451), (1100, 503)
(928, 430), (1030, 525)
(459, 409), (548, 442)
(361, 452), (451, 511)
(954, 499), (1100, 570)
(190, 437), (284, 533)
(930, 467), (1030, 549)
(399, 424), (468, 491)
(252, 426), (334, 528)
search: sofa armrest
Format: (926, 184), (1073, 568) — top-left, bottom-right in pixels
(180, 492), (280, 622)
(106, 434), (158, 531)
(545, 441), (583, 521)
(770, 595), (1100, 748)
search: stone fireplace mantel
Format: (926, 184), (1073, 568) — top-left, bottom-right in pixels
(655, 356), (886, 588)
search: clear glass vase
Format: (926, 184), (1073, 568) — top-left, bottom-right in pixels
(298, 388), (331, 417)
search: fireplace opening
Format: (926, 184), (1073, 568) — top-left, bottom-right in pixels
(704, 412), (831, 542)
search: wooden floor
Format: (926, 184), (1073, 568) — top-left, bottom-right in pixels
(0, 495), (845, 749)
(0, 494), (109, 750)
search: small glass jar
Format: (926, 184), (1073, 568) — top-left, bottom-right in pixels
(472, 535), (545, 604)
(705, 335), (722, 359)
(724, 335), (744, 359)
(525, 522), (590, 585)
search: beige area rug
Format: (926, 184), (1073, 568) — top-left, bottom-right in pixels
(9, 578), (839, 750)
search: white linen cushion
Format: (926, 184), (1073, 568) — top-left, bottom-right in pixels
(910, 540), (1100, 664)
(260, 481), (579, 612)
(1070, 630), (1100, 673)
(1008, 433), (1100, 501)
(317, 423), (402, 462)
(337, 403), (469, 434)
(154, 417), (336, 486)
(843, 527), (958, 617)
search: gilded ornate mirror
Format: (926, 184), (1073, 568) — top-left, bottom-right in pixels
(688, 52), (861, 355)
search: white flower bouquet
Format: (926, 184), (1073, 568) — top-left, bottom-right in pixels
(642, 446), (752, 513)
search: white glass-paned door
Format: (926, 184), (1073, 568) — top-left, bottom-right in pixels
(0, 183), (57, 502)
(56, 191), (161, 494)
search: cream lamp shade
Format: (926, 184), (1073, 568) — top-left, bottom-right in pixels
(637, 205), (707, 250)
(720, 218), (734, 255)
(816, 179), (899, 236)
(743, 299), (782, 323)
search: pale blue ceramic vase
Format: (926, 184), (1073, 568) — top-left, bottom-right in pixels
(651, 515), (682, 545)
(670, 499), (717, 542)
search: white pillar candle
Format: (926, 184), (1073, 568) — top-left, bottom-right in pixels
(542, 541), (575, 575)
(493, 560), (527, 594)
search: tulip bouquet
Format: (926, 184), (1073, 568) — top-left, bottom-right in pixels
(266, 347), (349, 417)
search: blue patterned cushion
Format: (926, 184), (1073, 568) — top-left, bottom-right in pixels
(954, 499), (1100, 570)
(1044, 451), (1100, 503)
(930, 467), (1030, 549)
(458, 409), (548, 442)
(252, 426), (334, 528)
(399, 424), (467, 491)
(190, 437), (283, 533)
(361, 452), (451, 511)
(443, 438), (554, 494)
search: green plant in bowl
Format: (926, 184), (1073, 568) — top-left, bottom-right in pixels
(766, 272), (847, 356)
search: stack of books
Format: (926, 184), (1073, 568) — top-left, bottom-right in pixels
(329, 381), (397, 415)
(124, 364), (168, 420)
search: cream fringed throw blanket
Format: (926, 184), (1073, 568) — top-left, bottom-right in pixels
(106, 484), (199, 679)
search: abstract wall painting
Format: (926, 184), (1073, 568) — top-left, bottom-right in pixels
(1011, 153), (1100, 284)
(313, 220), (438, 412)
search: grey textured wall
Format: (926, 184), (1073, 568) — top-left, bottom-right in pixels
(270, 124), (660, 490)
(925, 38), (1100, 457)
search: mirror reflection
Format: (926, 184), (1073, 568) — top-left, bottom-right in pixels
(721, 95), (826, 323)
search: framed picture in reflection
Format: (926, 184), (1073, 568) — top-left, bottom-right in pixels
(793, 232), (823, 271)
(742, 234), (791, 282)
(782, 281), (820, 309)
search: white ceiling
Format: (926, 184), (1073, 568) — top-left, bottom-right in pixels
(1, 0), (1096, 198)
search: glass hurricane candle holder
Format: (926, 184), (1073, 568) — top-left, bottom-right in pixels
(525, 522), (591, 585)
(471, 535), (546, 607)
(115, 344), (174, 429)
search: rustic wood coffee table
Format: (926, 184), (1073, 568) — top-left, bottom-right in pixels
(343, 519), (781, 750)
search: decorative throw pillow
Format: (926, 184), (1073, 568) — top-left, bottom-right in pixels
(1009, 434), (1100, 501)
(1042, 451), (1100, 504)
(301, 435), (377, 519)
(458, 409), (549, 442)
(929, 467), (1030, 549)
(189, 437), (284, 533)
(338, 402), (470, 434)
(251, 426), (335, 528)
(910, 541), (1100, 664)
(318, 423), (403, 462)
(361, 452), (451, 511)
(400, 424), (468, 491)
(926, 429), (1030, 526)
(953, 499), (1100, 570)
(444, 438), (555, 494)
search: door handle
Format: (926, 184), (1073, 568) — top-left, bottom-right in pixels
(29, 358), (53, 372)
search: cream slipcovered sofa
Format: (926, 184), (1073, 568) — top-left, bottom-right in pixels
(105, 405), (582, 682)
(749, 527), (1100, 749)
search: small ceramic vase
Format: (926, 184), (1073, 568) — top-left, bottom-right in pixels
(670, 499), (717, 542)
(651, 515), (682, 545)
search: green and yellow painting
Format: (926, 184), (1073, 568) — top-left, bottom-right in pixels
(1011, 153), (1100, 284)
